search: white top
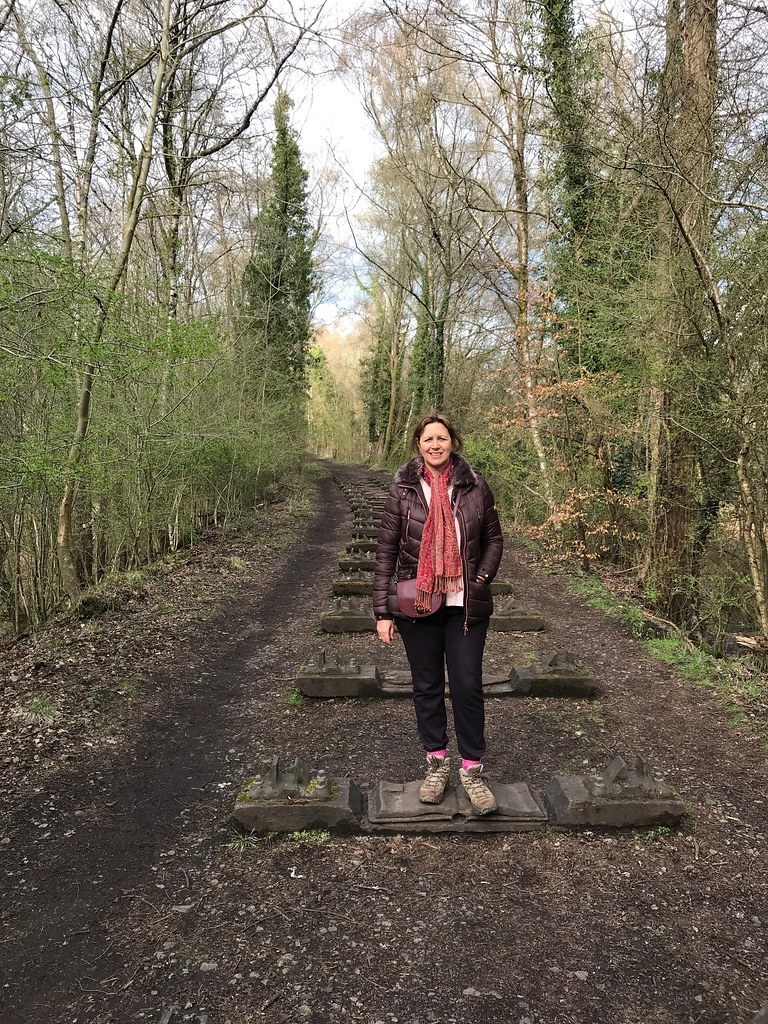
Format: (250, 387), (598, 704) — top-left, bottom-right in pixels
(420, 479), (464, 607)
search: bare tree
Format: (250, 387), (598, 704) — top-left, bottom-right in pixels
(4, 0), (323, 608)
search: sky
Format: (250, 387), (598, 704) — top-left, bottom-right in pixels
(280, 1), (382, 330)
(294, 74), (378, 328)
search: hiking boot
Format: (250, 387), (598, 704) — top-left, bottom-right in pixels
(459, 764), (498, 815)
(419, 755), (451, 804)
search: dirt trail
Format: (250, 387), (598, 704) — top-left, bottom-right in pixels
(2, 470), (349, 1022)
(1, 463), (767, 1024)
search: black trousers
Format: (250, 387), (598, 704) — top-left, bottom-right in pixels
(396, 607), (489, 761)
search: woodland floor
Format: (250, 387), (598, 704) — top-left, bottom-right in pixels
(1, 462), (767, 1024)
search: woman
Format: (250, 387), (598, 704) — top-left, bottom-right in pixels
(373, 412), (503, 814)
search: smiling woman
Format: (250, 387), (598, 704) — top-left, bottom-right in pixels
(418, 420), (453, 474)
(372, 411), (504, 815)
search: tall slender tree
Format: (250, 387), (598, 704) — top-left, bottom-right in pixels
(242, 90), (317, 397)
(639, 0), (718, 624)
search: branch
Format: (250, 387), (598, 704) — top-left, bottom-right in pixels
(650, 174), (729, 348)
(0, 0), (15, 35)
(192, 6), (325, 161)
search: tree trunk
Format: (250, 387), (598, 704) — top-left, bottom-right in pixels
(56, 0), (173, 606)
(736, 446), (768, 638)
(641, 0), (717, 624)
(488, 4), (556, 511)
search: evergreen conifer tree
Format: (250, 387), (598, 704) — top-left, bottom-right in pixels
(243, 90), (316, 397)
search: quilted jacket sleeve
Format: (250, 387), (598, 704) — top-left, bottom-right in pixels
(476, 478), (503, 581)
(372, 483), (402, 619)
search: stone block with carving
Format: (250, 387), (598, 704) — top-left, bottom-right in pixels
(338, 555), (376, 572)
(233, 756), (363, 832)
(352, 519), (381, 533)
(332, 570), (374, 596)
(297, 648), (383, 697)
(544, 755), (686, 828)
(343, 539), (377, 554)
(367, 780), (547, 833)
(320, 596), (376, 633)
(490, 579), (515, 596)
(499, 652), (598, 698)
(490, 597), (546, 632)
(379, 672), (416, 697)
(381, 662), (596, 699)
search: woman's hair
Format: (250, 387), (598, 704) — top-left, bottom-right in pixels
(411, 411), (463, 455)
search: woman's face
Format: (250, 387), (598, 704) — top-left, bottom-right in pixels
(418, 421), (453, 474)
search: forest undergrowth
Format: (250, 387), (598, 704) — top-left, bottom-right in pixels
(536, 555), (768, 743)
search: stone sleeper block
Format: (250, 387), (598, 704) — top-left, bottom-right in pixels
(298, 664), (383, 697)
(490, 611), (546, 632)
(490, 580), (514, 595)
(233, 756), (683, 834)
(366, 781), (548, 833)
(508, 668), (599, 698)
(320, 612), (375, 633)
(332, 580), (373, 596)
(338, 558), (376, 572)
(233, 776), (364, 832)
(543, 774), (686, 828)
(344, 540), (377, 553)
(380, 670), (597, 699)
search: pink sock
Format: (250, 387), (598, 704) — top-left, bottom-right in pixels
(427, 749), (448, 759)
(462, 758), (482, 772)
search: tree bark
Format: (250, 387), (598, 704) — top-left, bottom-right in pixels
(736, 445), (768, 638)
(641, 0), (717, 624)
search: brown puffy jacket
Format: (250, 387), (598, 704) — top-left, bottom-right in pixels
(373, 454), (503, 625)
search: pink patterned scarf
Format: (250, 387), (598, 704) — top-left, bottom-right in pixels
(415, 460), (463, 611)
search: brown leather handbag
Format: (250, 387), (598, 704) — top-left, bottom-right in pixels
(393, 578), (445, 618)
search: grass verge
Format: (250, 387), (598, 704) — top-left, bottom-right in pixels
(556, 568), (768, 742)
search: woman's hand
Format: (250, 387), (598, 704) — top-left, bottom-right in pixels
(376, 619), (396, 645)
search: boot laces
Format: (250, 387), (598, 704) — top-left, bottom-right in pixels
(462, 770), (487, 794)
(463, 769), (491, 797)
(425, 759), (448, 783)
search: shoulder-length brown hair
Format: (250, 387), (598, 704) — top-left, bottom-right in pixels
(411, 411), (463, 455)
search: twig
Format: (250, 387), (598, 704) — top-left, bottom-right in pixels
(640, 607), (683, 635)
(80, 941), (114, 967)
(118, 893), (160, 913)
(77, 977), (119, 996)
(119, 962), (144, 991)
